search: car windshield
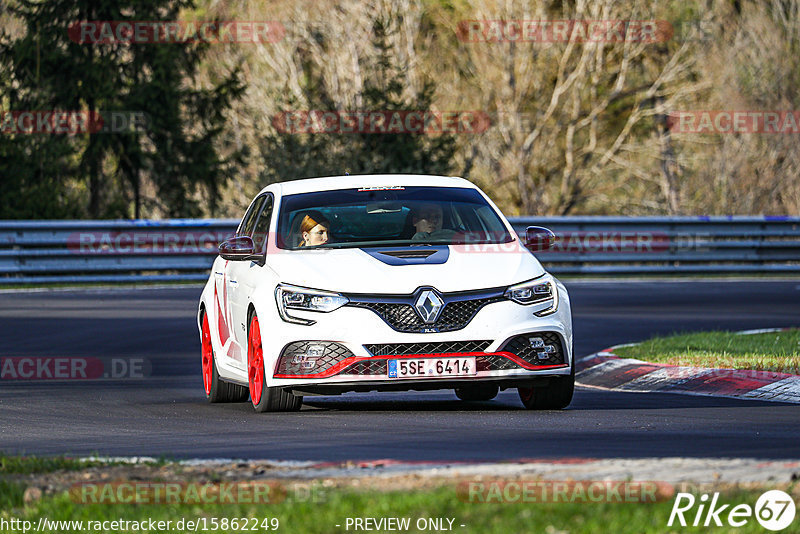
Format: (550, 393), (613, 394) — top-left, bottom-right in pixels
(277, 186), (514, 249)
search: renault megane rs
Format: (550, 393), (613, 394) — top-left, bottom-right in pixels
(198, 174), (574, 411)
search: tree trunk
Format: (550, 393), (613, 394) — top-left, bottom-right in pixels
(655, 96), (681, 215)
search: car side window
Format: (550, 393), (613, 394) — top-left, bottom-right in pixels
(252, 195), (273, 253)
(238, 195), (266, 238)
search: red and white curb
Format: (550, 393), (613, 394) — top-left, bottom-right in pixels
(576, 328), (800, 403)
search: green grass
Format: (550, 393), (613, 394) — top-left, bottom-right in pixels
(0, 455), (101, 475)
(1, 454), (795, 533)
(613, 329), (800, 373)
(0, 480), (24, 509)
(0, 483), (789, 533)
(0, 454), (160, 475)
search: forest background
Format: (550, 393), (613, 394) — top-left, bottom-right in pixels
(1, 0), (798, 219)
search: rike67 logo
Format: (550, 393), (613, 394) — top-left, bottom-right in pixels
(668, 490), (796, 531)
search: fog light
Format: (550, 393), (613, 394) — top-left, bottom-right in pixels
(276, 341), (352, 377)
(535, 344), (556, 360)
(306, 344), (325, 358)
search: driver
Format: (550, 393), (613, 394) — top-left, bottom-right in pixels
(411, 203), (456, 241)
(298, 211), (330, 247)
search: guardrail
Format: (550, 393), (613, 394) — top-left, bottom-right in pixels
(0, 216), (798, 284)
(508, 216), (800, 275)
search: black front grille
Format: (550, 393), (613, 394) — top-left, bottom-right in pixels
(499, 332), (565, 367)
(345, 340), (493, 376)
(342, 360), (388, 375)
(349, 302), (420, 330)
(364, 340), (492, 357)
(476, 355), (518, 371)
(275, 335), (565, 377)
(275, 341), (352, 375)
(348, 296), (503, 333)
(340, 335), (564, 376)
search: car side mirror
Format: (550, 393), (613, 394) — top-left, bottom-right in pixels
(219, 236), (257, 261)
(524, 226), (556, 251)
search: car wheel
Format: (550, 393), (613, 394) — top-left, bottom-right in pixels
(518, 346), (575, 410)
(518, 374), (574, 410)
(201, 311), (248, 403)
(454, 384), (499, 401)
(247, 312), (302, 412)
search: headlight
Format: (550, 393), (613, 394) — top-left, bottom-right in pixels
(275, 284), (349, 325)
(504, 274), (559, 316)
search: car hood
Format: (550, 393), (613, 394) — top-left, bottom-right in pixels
(265, 241), (546, 294)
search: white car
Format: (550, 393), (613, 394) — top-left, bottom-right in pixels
(198, 174), (574, 412)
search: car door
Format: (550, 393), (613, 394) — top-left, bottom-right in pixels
(215, 195), (266, 367)
(227, 194), (273, 366)
(211, 255), (233, 360)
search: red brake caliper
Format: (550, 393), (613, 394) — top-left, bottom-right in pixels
(248, 316), (264, 405)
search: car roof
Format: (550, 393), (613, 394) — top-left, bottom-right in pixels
(262, 174), (477, 196)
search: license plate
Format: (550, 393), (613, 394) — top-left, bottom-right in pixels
(388, 357), (476, 378)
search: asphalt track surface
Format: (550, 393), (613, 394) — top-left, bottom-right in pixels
(1, 281), (799, 461)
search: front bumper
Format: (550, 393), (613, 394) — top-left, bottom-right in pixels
(274, 332), (566, 378)
(264, 285), (573, 390)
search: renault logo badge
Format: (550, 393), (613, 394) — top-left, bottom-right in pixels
(414, 289), (444, 323)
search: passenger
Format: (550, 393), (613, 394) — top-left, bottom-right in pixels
(298, 211), (330, 247)
(411, 203), (456, 241)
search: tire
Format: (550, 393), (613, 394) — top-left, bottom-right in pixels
(518, 343), (575, 410)
(201, 310), (248, 403)
(247, 312), (302, 412)
(454, 384), (499, 401)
